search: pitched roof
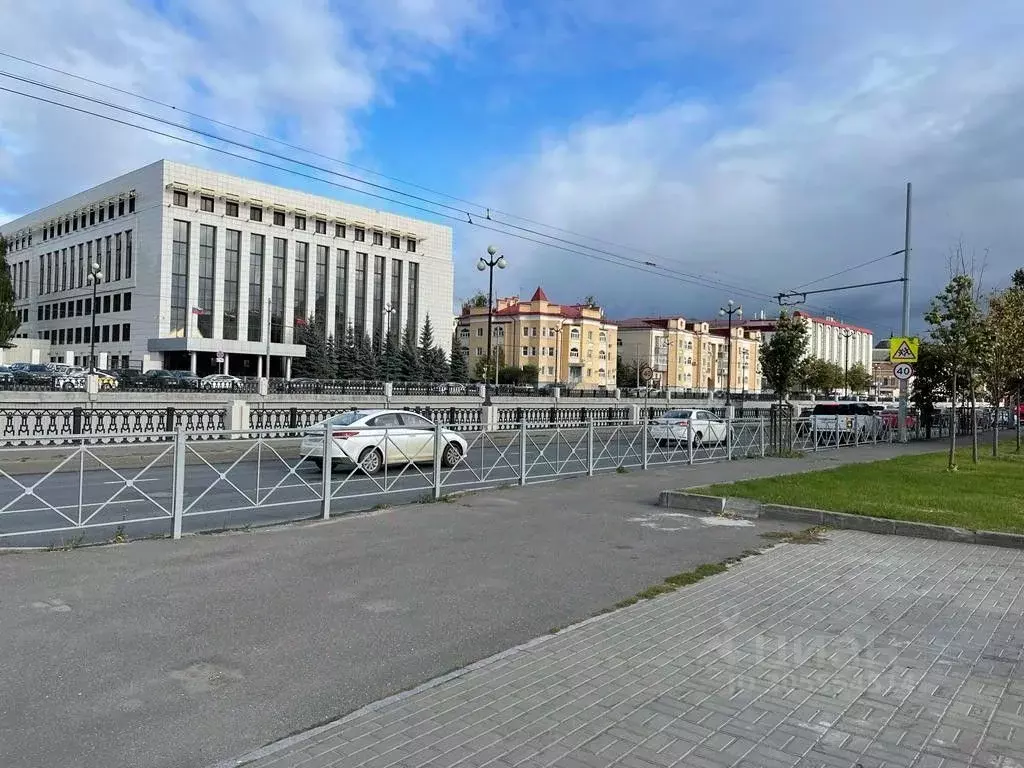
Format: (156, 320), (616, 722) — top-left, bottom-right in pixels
(530, 286), (549, 302)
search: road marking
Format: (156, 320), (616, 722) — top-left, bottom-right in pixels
(627, 511), (754, 531)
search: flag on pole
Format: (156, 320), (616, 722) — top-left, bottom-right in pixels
(295, 317), (307, 327)
(191, 306), (208, 316)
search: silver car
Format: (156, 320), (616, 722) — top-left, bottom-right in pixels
(300, 409), (468, 474)
(649, 409), (729, 446)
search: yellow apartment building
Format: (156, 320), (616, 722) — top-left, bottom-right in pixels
(456, 287), (618, 389)
(615, 316), (761, 393)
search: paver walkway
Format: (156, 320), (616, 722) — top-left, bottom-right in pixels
(227, 531), (1024, 768)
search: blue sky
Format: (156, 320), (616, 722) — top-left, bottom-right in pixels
(2, 0), (1024, 337)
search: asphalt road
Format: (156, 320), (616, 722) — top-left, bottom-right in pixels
(0, 440), (952, 768)
(0, 425), (748, 547)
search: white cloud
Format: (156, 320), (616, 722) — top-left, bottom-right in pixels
(460, 1), (1024, 333)
(0, 0), (486, 211)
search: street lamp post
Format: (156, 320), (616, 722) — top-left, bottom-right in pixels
(477, 245), (507, 406)
(718, 300), (742, 407)
(85, 261), (103, 369)
(383, 303), (395, 382)
(840, 328), (855, 398)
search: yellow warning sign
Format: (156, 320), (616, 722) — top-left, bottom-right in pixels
(889, 336), (919, 363)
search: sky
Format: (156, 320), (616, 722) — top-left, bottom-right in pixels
(2, 0), (1023, 338)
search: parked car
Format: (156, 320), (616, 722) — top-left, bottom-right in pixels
(811, 402), (885, 442)
(12, 363), (55, 384)
(54, 369), (119, 391)
(300, 409), (468, 474)
(200, 373), (241, 391)
(648, 408), (730, 446)
(142, 369), (199, 389)
(0, 366), (13, 384)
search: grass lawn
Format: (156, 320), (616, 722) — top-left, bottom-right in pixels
(700, 441), (1024, 534)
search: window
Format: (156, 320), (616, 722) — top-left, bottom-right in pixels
(406, 261), (418, 337)
(84, 298), (91, 316)
(58, 329), (65, 345)
(354, 227), (365, 242)
(531, 347), (537, 356)
(273, 210), (285, 226)
(173, 190), (188, 207)
(271, 238), (286, 344)
(198, 224), (216, 338)
(75, 328), (82, 344)
(128, 195), (135, 214)
(170, 220), (190, 337)
(61, 248), (67, 291)
(335, 249), (349, 342)
(316, 245), (329, 320)
(249, 205), (263, 222)
(390, 235), (400, 249)
(104, 236), (112, 283)
(223, 230), (240, 340)
(354, 252), (367, 332)
(113, 294), (121, 312)
(57, 220), (62, 237)
(122, 324), (131, 341)
(523, 328), (529, 337)
(125, 230), (133, 278)
(372, 255), (385, 343)
(59, 303), (66, 319)
(77, 244), (84, 288)
(335, 223), (346, 238)
(102, 325), (110, 343)
(123, 293), (131, 311)
(315, 219), (327, 235)
(81, 213), (86, 228)
(83, 328), (89, 344)
(108, 202), (114, 219)
(98, 208), (104, 223)
(294, 241), (308, 320)
(73, 216), (78, 231)
(372, 230), (383, 246)
(477, 328), (484, 337)
(248, 234), (265, 341)
(37, 306), (43, 321)
(114, 233), (122, 280)
(522, 346), (529, 356)
(294, 215), (306, 231)
(76, 299), (83, 316)
(118, 199), (125, 216)
(200, 195), (214, 213)
(225, 200), (239, 217)
(89, 210), (95, 226)
(112, 325), (120, 342)
(103, 295), (111, 313)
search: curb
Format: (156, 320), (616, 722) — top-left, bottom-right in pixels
(659, 490), (1024, 549)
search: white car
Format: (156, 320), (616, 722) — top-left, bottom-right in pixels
(649, 409), (730, 446)
(201, 373), (241, 391)
(300, 409), (468, 474)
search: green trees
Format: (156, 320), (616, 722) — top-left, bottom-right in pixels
(982, 276), (1024, 455)
(911, 341), (947, 440)
(761, 311), (808, 404)
(845, 362), (873, 394)
(0, 237), (20, 348)
(449, 336), (469, 384)
(799, 358), (844, 396)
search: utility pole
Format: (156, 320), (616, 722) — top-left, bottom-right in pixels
(840, 327), (855, 398)
(899, 182), (912, 443)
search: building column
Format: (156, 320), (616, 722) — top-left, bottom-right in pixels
(256, 356), (263, 379)
(189, 351), (197, 375)
(222, 352), (230, 375)
(285, 357), (292, 379)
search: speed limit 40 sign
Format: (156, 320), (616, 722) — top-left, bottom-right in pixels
(893, 363), (914, 380)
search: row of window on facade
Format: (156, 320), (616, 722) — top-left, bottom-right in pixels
(172, 190), (419, 253)
(35, 292), (133, 323)
(170, 221), (420, 344)
(5, 194), (137, 252)
(49, 354), (133, 369)
(462, 325), (608, 342)
(15, 230), (134, 300)
(40, 323), (131, 346)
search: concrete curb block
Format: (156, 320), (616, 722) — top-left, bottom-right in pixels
(660, 491), (1024, 549)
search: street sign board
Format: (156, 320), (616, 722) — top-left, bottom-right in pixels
(889, 336), (919, 363)
(216, 351), (225, 362)
(893, 362), (914, 381)
(639, 364), (654, 384)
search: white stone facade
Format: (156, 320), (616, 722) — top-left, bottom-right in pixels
(1, 160), (454, 375)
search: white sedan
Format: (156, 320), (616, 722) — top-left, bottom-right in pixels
(649, 409), (729, 446)
(300, 409), (468, 474)
(201, 374), (241, 390)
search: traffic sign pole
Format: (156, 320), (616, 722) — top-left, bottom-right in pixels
(898, 182), (912, 443)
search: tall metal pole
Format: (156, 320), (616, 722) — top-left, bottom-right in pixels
(719, 300), (741, 408)
(839, 328), (855, 398)
(898, 182), (912, 443)
(90, 278), (97, 369)
(478, 246), (507, 406)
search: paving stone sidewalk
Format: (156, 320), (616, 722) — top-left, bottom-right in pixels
(222, 531), (1024, 768)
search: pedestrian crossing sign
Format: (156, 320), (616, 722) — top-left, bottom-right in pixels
(889, 336), (919, 363)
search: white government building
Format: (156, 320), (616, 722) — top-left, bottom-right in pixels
(1, 160), (454, 377)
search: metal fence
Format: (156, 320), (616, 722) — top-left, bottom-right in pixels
(0, 407), (226, 445)
(0, 415), (903, 547)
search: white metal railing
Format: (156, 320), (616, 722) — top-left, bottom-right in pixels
(0, 416), (895, 547)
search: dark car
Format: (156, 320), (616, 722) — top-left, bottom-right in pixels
(12, 364), (55, 384)
(140, 370), (199, 389)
